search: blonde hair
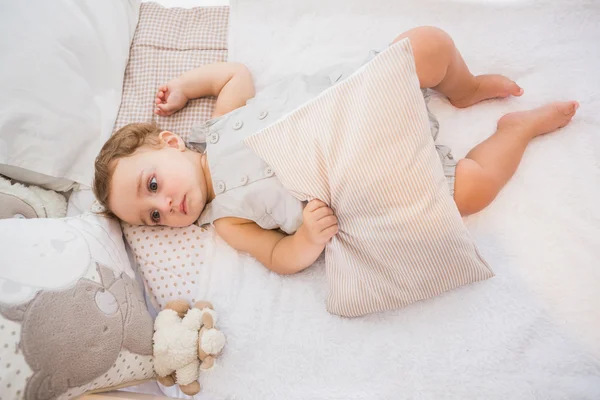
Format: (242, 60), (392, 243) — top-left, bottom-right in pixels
(92, 122), (163, 218)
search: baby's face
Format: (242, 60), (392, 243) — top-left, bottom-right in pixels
(109, 134), (207, 227)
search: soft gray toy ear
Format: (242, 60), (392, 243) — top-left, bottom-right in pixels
(0, 300), (31, 322)
(96, 262), (154, 356)
(0, 175), (67, 219)
(98, 263), (118, 287)
(0, 192), (39, 219)
(119, 272), (154, 356)
(25, 370), (62, 400)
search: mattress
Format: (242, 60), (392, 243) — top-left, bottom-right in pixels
(100, 0), (600, 398)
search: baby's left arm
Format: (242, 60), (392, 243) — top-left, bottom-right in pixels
(214, 200), (338, 274)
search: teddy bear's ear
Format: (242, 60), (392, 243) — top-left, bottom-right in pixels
(163, 299), (190, 318)
(194, 300), (213, 310)
(201, 312), (214, 329)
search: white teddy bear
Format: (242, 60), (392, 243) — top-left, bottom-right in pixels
(153, 300), (226, 395)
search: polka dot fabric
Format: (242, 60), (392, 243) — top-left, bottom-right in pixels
(123, 224), (216, 309)
(0, 320), (31, 400)
(114, 3), (229, 309)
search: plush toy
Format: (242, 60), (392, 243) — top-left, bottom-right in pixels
(0, 175), (67, 219)
(153, 299), (226, 395)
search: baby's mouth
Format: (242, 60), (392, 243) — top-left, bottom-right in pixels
(180, 195), (187, 215)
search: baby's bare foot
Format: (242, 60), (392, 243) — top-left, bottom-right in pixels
(497, 101), (579, 138)
(450, 74), (523, 108)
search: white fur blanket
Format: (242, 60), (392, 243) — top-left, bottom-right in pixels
(163, 0), (600, 398)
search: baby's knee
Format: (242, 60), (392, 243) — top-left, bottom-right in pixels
(453, 159), (498, 216)
(392, 26), (455, 87)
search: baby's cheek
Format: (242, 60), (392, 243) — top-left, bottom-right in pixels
(188, 212), (201, 225)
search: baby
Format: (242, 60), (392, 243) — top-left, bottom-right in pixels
(93, 27), (578, 274)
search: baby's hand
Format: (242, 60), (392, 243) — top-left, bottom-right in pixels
(154, 79), (189, 117)
(299, 200), (338, 246)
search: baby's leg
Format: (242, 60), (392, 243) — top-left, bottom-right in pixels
(453, 101), (578, 216)
(391, 27), (523, 108)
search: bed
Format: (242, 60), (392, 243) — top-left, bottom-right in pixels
(1, 0), (599, 399)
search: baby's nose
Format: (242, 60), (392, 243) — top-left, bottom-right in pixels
(159, 197), (173, 213)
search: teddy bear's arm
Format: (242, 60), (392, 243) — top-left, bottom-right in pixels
(176, 359), (201, 386)
(154, 360), (175, 379)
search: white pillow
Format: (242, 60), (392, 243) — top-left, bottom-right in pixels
(0, 0), (140, 190)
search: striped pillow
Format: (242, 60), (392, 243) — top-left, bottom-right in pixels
(245, 38), (494, 317)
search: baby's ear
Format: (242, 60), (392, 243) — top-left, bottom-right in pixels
(158, 131), (186, 151)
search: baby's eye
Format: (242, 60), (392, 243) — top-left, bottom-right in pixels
(148, 176), (158, 192)
(151, 210), (160, 223)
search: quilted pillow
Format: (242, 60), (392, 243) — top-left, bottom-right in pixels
(0, 213), (155, 400)
(112, 3), (229, 143)
(245, 38), (494, 317)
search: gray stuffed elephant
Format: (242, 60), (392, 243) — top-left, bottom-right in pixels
(0, 263), (153, 400)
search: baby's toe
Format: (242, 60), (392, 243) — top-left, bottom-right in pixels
(562, 101), (579, 115)
(507, 80), (523, 97)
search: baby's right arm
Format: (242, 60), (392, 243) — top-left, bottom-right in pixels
(154, 62), (255, 118)
(214, 200), (338, 274)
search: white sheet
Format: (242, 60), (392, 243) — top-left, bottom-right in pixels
(163, 0), (600, 399)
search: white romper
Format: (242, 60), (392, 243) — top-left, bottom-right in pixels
(187, 50), (456, 233)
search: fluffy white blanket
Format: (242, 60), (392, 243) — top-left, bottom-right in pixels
(163, 0), (600, 398)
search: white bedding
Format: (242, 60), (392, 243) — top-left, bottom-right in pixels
(163, 0), (600, 399)
(86, 0), (600, 398)
(0, 0), (139, 190)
